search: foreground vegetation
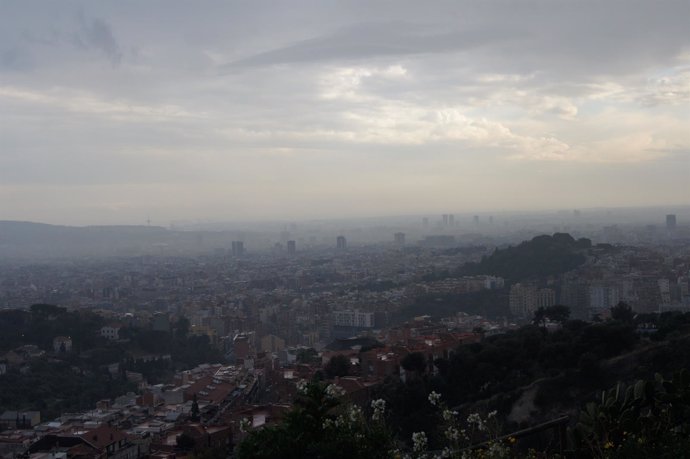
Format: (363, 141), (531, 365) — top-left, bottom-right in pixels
(239, 368), (690, 459)
(240, 306), (690, 458)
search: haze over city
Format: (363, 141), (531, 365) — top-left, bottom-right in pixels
(0, 0), (688, 226)
(5, 4), (690, 458)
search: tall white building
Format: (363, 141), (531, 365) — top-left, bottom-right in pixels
(509, 284), (555, 316)
(333, 310), (375, 328)
(589, 285), (620, 310)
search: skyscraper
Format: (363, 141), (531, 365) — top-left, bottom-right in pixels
(231, 240), (244, 256)
(394, 232), (405, 245)
(336, 235), (347, 250)
(287, 240), (296, 255)
(448, 214), (455, 226)
(442, 214), (449, 226)
(667, 214), (677, 229)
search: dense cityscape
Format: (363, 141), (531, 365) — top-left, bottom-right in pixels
(1, 209), (689, 458)
(2, 0), (689, 457)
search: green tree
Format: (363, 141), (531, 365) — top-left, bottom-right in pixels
(296, 348), (319, 364)
(611, 302), (634, 323)
(237, 381), (394, 459)
(401, 352), (427, 375)
(533, 305), (571, 328)
(174, 316), (190, 341)
(191, 394), (200, 422)
(545, 304), (571, 324)
(533, 307), (547, 328)
(574, 370), (690, 458)
(325, 355), (350, 379)
(30, 304), (67, 317)
(176, 433), (196, 451)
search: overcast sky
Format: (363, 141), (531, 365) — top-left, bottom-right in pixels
(1, 0), (689, 225)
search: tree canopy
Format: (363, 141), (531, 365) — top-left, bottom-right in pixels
(325, 355), (350, 379)
(533, 304), (571, 327)
(460, 233), (589, 281)
(237, 381), (394, 459)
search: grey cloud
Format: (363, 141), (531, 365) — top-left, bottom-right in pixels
(222, 21), (524, 70)
(0, 47), (33, 71)
(219, 0), (690, 79)
(75, 14), (122, 65)
(0, 0), (688, 224)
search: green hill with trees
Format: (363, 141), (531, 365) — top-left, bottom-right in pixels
(460, 233), (591, 281)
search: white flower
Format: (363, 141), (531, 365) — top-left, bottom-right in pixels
(371, 398), (386, 411)
(349, 405), (362, 423)
(445, 426), (461, 441)
(487, 440), (509, 457)
(322, 418), (335, 429)
(467, 413), (481, 425)
(296, 379), (308, 394)
(239, 417), (251, 433)
(371, 399), (386, 421)
(487, 410), (498, 419)
(428, 391), (442, 406)
(441, 447), (453, 458)
(467, 413), (486, 432)
(442, 409), (457, 421)
(325, 383), (345, 398)
(412, 431), (428, 452)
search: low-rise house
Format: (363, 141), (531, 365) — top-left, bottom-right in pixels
(0, 411), (41, 429)
(100, 325), (121, 341)
(29, 425), (145, 459)
(0, 429), (36, 458)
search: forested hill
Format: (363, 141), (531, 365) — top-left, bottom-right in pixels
(460, 233), (591, 281)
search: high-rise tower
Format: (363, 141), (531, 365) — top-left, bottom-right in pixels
(394, 232), (405, 245)
(667, 214), (677, 229)
(231, 241), (244, 256)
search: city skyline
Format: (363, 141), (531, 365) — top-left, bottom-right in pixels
(1, 1), (689, 226)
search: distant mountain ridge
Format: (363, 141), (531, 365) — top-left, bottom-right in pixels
(0, 220), (167, 234)
(0, 220), (168, 243)
(0, 220), (187, 260)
